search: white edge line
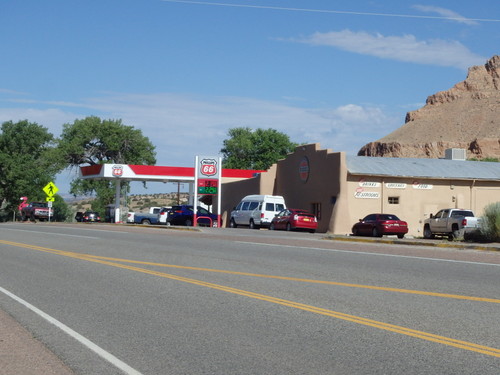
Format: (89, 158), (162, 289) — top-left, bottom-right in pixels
(235, 241), (500, 267)
(0, 286), (143, 375)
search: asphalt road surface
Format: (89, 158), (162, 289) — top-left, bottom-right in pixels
(0, 222), (499, 374)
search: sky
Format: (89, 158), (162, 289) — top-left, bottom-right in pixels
(1, 0), (499, 196)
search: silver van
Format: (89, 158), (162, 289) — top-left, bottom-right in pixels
(229, 195), (286, 229)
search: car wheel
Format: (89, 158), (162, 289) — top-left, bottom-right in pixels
(452, 227), (463, 240)
(229, 218), (237, 228)
(423, 225), (434, 239)
(352, 228), (359, 236)
(269, 222), (275, 230)
(286, 223), (291, 231)
(142, 219), (151, 225)
(397, 234), (404, 239)
(249, 220), (255, 229)
(309, 229), (316, 234)
(372, 227), (381, 237)
(185, 219), (192, 226)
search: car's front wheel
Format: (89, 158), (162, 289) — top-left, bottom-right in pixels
(423, 225), (434, 239)
(185, 219), (192, 226)
(229, 218), (237, 228)
(269, 222), (275, 230)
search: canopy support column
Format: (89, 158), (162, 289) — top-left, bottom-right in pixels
(114, 180), (121, 223)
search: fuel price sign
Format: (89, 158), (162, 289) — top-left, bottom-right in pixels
(197, 179), (218, 195)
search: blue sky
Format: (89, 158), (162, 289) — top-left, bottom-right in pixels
(1, 1), (498, 195)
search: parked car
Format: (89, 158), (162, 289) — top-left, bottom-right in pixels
(166, 205), (218, 227)
(21, 201), (53, 222)
(81, 211), (101, 222)
(352, 213), (408, 238)
(269, 209), (317, 233)
(423, 208), (481, 240)
(229, 195), (286, 229)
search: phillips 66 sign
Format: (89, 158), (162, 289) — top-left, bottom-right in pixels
(198, 157), (220, 179)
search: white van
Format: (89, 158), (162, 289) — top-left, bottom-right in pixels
(229, 195), (286, 229)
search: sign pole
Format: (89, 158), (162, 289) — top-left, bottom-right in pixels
(194, 155), (221, 228)
(43, 182), (58, 223)
(193, 156), (199, 227)
(217, 157), (222, 227)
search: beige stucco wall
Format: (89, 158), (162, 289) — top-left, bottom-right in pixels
(220, 143), (500, 236)
(343, 177), (500, 237)
(274, 144), (342, 233)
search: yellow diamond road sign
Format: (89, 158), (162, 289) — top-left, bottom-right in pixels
(43, 182), (58, 197)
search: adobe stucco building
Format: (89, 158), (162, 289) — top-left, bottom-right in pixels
(220, 143), (500, 237)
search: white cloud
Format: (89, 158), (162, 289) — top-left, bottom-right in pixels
(293, 29), (485, 69)
(0, 92), (401, 162)
(1, 92), (404, 193)
(412, 5), (479, 25)
(0, 107), (82, 136)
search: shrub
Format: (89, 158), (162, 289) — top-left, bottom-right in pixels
(480, 202), (500, 242)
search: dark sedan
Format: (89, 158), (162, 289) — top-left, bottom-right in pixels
(166, 205), (218, 227)
(352, 213), (408, 238)
(81, 211), (101, 222)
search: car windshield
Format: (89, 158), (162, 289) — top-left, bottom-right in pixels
(379, 214), (400, 221)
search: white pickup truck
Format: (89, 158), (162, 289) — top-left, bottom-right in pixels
(127, 206), (161, 224)
(423, 208), (482, 240)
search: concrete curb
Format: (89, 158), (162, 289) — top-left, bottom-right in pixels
(322, 235), (500, 252)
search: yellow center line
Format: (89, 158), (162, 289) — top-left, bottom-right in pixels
(1, 239), (500, 358)
(80, 253), (500, 304)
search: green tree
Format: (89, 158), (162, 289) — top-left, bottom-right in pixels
(221, 127), (298, 170)
(52, 195), (72, 222)
(57, 116), (157, 209)
(0, 120), (63, 218)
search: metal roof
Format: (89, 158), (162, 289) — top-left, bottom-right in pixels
(346, 156), (500, 181)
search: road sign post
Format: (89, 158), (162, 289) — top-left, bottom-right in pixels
(42, 182), (58, 223)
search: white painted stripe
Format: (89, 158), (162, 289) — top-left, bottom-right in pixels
(235, 241), (500, 267)
(0, 286), (143, 375)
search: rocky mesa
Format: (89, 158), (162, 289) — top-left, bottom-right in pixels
(358, 55), (500, 159)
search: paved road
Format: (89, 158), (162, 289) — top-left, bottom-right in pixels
(0, 223), (499, 374)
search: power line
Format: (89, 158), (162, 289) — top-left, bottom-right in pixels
(161, 0), (500, 23)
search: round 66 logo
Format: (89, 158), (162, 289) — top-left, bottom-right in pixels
(200, 158), (218, 177)
(112, 165), (123, 177)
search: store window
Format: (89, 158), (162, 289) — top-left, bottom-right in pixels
(388, 196), (400, 204)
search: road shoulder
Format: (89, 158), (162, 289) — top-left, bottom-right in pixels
(0, 308), (74, 375)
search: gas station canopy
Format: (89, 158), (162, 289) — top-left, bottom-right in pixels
(79, 164), (261, 182)
(79, 163), (264, 224)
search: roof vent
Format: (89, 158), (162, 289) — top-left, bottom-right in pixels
(444, 148), (466, 160)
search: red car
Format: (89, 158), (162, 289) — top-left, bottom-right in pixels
(352, 213), (408, 238)
(269, 209), (318, 233)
